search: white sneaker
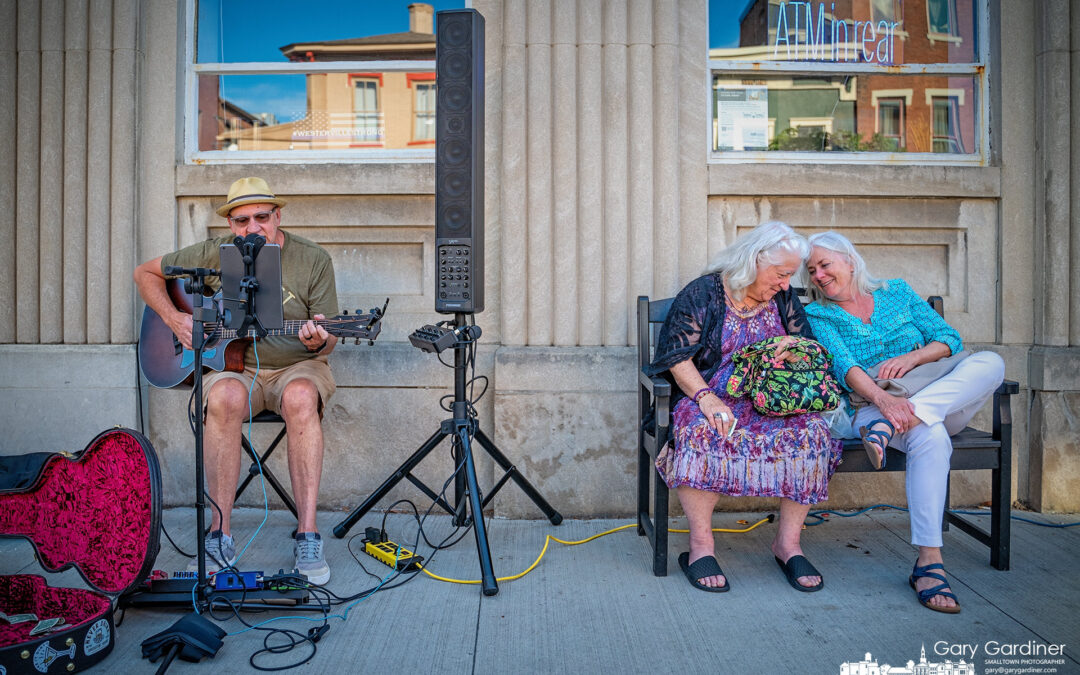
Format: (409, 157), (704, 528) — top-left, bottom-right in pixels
(294, 532), (330, 585)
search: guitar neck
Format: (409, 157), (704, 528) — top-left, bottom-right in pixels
(211, 319), (330, 340)
(207, 315), (378, 340)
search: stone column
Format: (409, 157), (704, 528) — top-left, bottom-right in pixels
(576, 0), (604, 346)
(1033, 0), (1072, 347)
(602, 0), (629, 346)
(552, 0), (579, 346)
(497, 0), (528, 346)
(39, 0), (64, 344)
(15, 0), (40, 344)
(1029, 0), (1079, 511)
(525, 0), (553, 345)
(0, 1), (17, 343)
(86, 0), (113, 343)
(63, 0), (89, 344)
(112, 0), (140, 342)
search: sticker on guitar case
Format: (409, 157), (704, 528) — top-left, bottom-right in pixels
(84, 618), (111, 656)
(33, 641), (75, 673)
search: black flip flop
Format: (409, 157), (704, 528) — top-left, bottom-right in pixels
(678, 551), (730, 592)
(774, 554), (824, 592)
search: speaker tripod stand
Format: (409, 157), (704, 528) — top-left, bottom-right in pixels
(332, 313), (562, 596)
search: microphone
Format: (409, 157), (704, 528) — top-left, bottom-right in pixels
(233, 233), (266, 264)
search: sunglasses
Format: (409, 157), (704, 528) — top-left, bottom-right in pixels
(229, 207), (277, 225)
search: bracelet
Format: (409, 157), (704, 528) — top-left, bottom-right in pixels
(692, 388), (712, 404)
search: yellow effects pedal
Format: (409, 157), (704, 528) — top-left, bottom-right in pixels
(363, 540), (424, 571)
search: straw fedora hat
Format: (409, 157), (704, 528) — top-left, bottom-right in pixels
(215, 177), (287, 217)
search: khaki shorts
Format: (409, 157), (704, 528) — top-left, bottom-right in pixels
(202, 356), (336, 419)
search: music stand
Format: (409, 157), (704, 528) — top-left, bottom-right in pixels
(220, 236), (283, 335)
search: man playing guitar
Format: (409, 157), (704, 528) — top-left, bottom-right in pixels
(134, 177), (337, 585)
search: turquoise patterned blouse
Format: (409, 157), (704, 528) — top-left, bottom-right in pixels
(804, 278), (963, 391)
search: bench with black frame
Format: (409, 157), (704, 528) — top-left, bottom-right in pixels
(636, 293), (1018, 577)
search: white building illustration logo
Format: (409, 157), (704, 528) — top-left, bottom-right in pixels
(841, 644), (976, 675)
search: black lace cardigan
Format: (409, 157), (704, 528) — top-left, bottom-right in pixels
(644, 273), (817, 411)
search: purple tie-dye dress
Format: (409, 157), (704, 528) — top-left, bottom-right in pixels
(656, 300), (841, 504)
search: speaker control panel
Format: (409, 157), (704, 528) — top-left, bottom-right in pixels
(438, 245), (473, 303)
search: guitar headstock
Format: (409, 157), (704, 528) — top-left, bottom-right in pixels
(327, 299), (388, 344)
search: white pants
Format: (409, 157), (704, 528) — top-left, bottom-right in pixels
(853, 351), (1005, 547)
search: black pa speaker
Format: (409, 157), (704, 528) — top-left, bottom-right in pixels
(435, 9), (484, 314)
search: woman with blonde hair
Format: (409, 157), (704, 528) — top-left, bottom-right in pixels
(804, 230), (1005, 613)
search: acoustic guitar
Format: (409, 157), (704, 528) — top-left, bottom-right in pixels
(138, 278), (384, 389)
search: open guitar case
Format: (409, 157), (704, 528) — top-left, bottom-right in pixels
(0, 428), (162, 675)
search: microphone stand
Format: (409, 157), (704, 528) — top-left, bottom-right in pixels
(163, 265), (220, 610)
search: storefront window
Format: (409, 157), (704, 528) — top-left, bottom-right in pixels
(188, 0), (463, 162)
(708, 0), (986, 162)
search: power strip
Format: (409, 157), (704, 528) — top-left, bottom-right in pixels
(362, 539), (424, 572)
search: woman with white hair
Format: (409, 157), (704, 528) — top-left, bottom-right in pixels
(646, 222), (842, 593)
(804, 231), (1005, 614)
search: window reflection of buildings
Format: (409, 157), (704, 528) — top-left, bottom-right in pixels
(209, 3), (437, 152)
(710, 0), (975, 153)
(198, 75), (267, 152)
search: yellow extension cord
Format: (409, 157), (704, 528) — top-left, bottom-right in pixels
(417, 515), (775, 585)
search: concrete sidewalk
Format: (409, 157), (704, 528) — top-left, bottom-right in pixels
(2, 507), (1078, 674)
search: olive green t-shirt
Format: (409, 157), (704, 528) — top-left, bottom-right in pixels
(161, 230), (339, 369)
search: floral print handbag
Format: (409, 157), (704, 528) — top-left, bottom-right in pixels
(726, 336), (843, 416)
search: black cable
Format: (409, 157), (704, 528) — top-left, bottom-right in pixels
(160, 521), (195, 558)
(250, 629), (318, 671)
(204, 591), (327, 672)
(134, 339), (147, 435)
(345, 538), (387, 583)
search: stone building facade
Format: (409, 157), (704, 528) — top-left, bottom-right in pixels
(1, 0), (1078, 516)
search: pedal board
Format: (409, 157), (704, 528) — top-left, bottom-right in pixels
(119, 570), (309, 607)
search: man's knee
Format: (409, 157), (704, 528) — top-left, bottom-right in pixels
(206, 378), (250, 421)
(280, 378), (321, 420)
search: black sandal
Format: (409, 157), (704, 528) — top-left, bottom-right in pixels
(678, 552), (730, 593)
(774, 555), (824, 592)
